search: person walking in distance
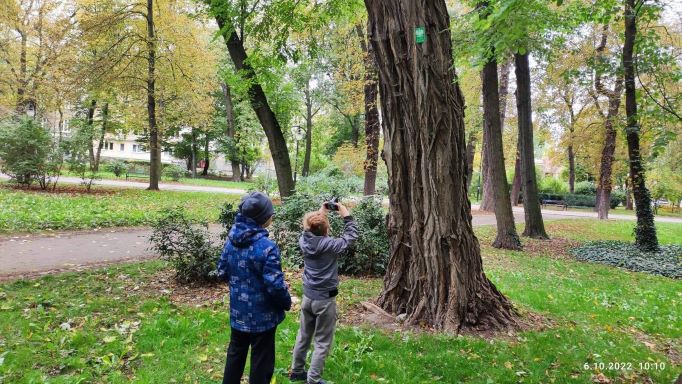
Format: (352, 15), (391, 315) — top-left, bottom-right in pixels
(289, 201), (358, 384)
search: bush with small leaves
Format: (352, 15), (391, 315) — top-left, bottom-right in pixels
(249, 176), (278, 196)
(570, 241), (682, 278)
(105, 160), (129, 177)
(149, 207), (220, 283)
(574, 181), (597, 195)
(271, 193), (388, 276)
(0, 118), (54, 187)
(163, 164), (187, 181)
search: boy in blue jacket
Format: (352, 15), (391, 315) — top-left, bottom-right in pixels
(217, 192), (292, 384)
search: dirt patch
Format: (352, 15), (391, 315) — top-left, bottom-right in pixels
(521, 236), (582, 259)
(630, 328), (682, 365)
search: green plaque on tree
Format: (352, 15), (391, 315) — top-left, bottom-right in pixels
(415, 26), (425, 44)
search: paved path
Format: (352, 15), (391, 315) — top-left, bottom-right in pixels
(1, 204), (680, 280)
(0, 174), (247, 195)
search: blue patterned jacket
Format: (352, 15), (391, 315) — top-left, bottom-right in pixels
(217, 214), (292, 333)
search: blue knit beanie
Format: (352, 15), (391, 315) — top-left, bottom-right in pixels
(239, 192), (274, 225)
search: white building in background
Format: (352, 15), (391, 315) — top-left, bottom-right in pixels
(97, 133), (178, 165)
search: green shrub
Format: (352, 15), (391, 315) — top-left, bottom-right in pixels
(540, 178), (568, 194)
(570, 241), (682, 278)
(218, 202), (238, 241)
(163, 164), (187, 181)
(538, 193), (564, 201)
(296, 167), (364, 198)
(0, 118), (53, 186)
(574, 181), (596, 195)
(338, 196), (389, 276)
(610, 190), (626, 209)
(149, 207), (219, 283)
(270, 193), (388, 276)
(249, 175), (278, 196)
(105, 160), (129, 177)
(564, 193), (596, 207)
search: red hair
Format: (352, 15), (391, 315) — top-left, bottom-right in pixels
(303, 211), (329, 236)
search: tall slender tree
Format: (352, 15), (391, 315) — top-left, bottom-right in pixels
(357, 22), (381, 196)
(366, 0), (517, 332)
(515, 52), (548, 239)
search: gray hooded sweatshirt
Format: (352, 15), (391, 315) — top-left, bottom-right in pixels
(299, 216), (359, 300)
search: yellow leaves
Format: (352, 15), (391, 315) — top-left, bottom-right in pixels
(504, 361), (513, 369)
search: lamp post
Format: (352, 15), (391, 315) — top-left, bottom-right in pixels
(292, 125), (303, 183)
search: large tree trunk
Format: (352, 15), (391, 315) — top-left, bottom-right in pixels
(623, 0), (658, 251)
(510, 153), (521, 205)
(465, 134), (476, 192)
(481, 56), (521, 250)
(222, 82), (241, 182)
(214, 15), (294, 196)
(514, 53), (548, 239)
(146, 0), (160, 191)
(367, 0), (517, 332)
(302, 79), (313, 178)
(93, 102), (109, 172)
(359, 22), (381, 196)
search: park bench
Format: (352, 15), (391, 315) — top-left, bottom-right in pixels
(540, 199), (568, 210)
(125, 169), (150, 180)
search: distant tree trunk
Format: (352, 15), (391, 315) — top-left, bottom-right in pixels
(93, 102), (109, 172)
(593, 25), (624, 220)
(514, 52), (548, 239)
(465, 134), (476, 191)
(350, 115), (361, 147)
(146, 0), (160, 191)
(214, 14), (294, 196)
(498, 56), (511, 126)
(625, 178), (634, 210)
(567, 144), (575, 193)
(302, 79), (313, 177)
(57, 107), (64, 144)
(510, 154), (521, 205)
(596, 91), (621, 219)
(623, 0), (658, 251)
(481, 55), (521, 250)
(15, 31), (27, 114)
(202, 135), (210, 176)
(358, 22), (381, 196)
(222, 82), (241, 182)
(479, 128), (495, 211)
(85, 99), (97, 171)
(191, 129), (198, 179)
(367, 0), (517, 332)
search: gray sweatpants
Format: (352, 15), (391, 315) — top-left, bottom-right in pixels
(291, 296), (337, 383)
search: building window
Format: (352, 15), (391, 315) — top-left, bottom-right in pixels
(120, 143), (125, 151)
(109, 142), (114, 150)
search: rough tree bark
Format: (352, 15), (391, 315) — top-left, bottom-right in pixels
(366, 0), (517, 332)
(481, 55), (522, 250)
(221, 82), (241, 182)
(358, 22), (381, 196)
(625, 178), (634, 210)
(592, 25), (623, 220)
(214, 14), (294, 196)
(93, 102), (109, 172)
(146, 0), (160, 191)
(514, 52), (548, 239)
(623, 0), (658, 251)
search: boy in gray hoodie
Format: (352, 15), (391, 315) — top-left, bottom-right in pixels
(289, 203), (358, 384)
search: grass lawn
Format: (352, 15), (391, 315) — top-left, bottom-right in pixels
(0, 220), (680, 383)
(61, 170), (253, 190)
(0, 186), (236, 233)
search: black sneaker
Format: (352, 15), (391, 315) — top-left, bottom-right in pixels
(288, 370), (307, 382)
